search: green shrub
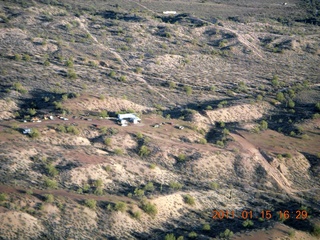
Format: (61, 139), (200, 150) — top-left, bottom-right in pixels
(142, 202), (157, 217)
(169, 81), (176, 89)
(209, 182), (219, 190)
(109, 71), (116, 78)
(199, 138), (207, 144)
(23, 54), (31, 61)
(169, 181), (182, 190)
(313, 113), (320, 119)
(149, 163), (156, 169)
(53, 101), (63, 110)
(45, 163), (58, 177)
(177, 154), (186, 162)
(220, 229), (234, 239)
(0, 193), (7, 201)
(14, 54), (22, 61)
(104, 165), (112, 172)
(139, 145), (150, 157)
(216, 140), (224, 147)
(144, 182), (155, 192)
(132, 210), (141, 219)
(242, 219), (254, 227)
(288, 230), (295, 238)
(119, 75), (127, 82)
(66, 126), (80, 135)
(288, 99), (295, 108)
(94, 179), (103, 188)
(271, 75), (279, 87)
(188, 231), (197, 238)
(136, 132), (143, 139)
(84, 199), (97, 209)
(114, 148), (124, 155)
(100, 110), (108, 118)
(276, 92), (285, 102)
(203, 224), (210, 231)
(26, 190), (33, 195)
(312, 224), (320, 237)
(135, 67), (143, 74)
(184, 86), (192, 96)
(315, 102), (320, 111)
(44, 178), (57, 189)
(260, 120), (268, 130)
(114, 201), (127, 212)
(28, 108), (37, 116)
(29, 128), (40, 138)
(104, 138), (112, 146)
(184, 194), (195, 205)
(44, 194), (54, 203)
(165, 233), (176, 240)
(134, 188), (145, 197)
(67, 69), (77, 79)
(256, 94), (263, 101)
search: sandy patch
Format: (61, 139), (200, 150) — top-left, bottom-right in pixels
(205, 102), (273, 123)
(0, 100), (18, 120)
(64, 95), (152, 113)
(0, 211), (43, 239)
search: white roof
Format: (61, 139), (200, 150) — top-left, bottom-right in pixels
(118, 113), (141, 121)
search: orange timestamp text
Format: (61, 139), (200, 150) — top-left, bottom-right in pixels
(212, 209), (308, 220)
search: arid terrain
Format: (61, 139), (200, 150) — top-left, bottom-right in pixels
(0, 0), (320, 239)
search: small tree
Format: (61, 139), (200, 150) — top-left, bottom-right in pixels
(142, 202), (157, 217)
(84, 199), (97, 209)
(144, 182), (155, 192)
(139, 145), (150, 157)
(44, 194), (54, 203)
(276, 92), (285, 102)
(260, 120), (268, 131)
(134, 188), (145, 198)
(28, 108), (37, 116)
(184, 194), (195, 205)
(203, 224), (211, 231)
(44, 178), (57, 189)
(94, 179), (103, 188)
(46, 163), (58, 177)
(165, 234), (176, 240)
(188, 232), (197, 238)
(288, 99), (295, 108)
(220, 229), (234, 239)
(132, 210), (141, 219)
(169, 181), (182, 190)
(199, 138), (207, 144)
(114, 201), (127, 212)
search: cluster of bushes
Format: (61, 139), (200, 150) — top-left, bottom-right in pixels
(56, 125), (80, 135)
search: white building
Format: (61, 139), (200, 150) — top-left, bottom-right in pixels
(117, 113), (141, 124)
(163, 11), (177, 15)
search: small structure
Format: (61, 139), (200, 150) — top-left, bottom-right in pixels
(163, 11), (177, 15)
(119, 119), (128, 127)
(117, 113), (141, 124)
(22, 128), (31, 134)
